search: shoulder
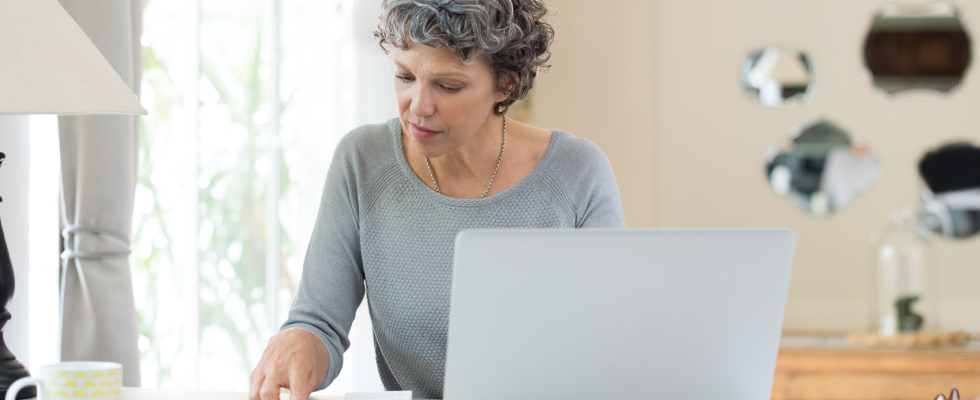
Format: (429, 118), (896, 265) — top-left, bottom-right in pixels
(330, 119), (400, 173)
(322, 119), (404, 206)
(539, 130), (625, 228)
(334, 119), (399, 161)
(546, 131), (615, 178)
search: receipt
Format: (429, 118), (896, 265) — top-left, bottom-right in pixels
(343, 391), (412, 400)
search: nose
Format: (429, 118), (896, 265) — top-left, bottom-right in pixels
(410, 86), (436, 118)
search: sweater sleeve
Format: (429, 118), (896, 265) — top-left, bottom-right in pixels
(280, 134), (365, 390)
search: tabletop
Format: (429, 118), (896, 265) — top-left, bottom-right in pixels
(774, 332), (980, 400)
(120, 387), (343, 400)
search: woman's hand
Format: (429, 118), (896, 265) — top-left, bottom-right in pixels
(249, 328), (330, 400)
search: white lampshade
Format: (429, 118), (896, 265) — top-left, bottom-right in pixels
(0, 0), (146, 115)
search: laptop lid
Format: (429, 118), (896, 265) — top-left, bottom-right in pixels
(444, 229), (795, 400)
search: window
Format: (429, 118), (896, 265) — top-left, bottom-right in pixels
(136, 0), (387, 391)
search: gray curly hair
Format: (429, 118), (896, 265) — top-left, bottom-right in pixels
(374, 0), (554, 115)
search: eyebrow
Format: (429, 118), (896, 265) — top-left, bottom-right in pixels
(393, 60), (469, 79)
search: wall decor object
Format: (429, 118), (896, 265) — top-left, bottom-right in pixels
(917, 142), (980, 239)
(863, 1), (972, 95)
(765, 118), (881, 217)
(742, 46), (815, 107)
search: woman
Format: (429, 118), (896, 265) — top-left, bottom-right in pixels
(249, 1), (625, 399)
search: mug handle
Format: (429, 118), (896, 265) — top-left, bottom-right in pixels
(5, 377), (44, 400)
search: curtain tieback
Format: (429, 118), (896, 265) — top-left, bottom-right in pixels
(60, 224), (131, 261)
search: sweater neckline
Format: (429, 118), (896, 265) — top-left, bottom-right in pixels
(389, 118), (560, 207)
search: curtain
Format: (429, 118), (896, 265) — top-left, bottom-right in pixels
(57, 0), (142, 387)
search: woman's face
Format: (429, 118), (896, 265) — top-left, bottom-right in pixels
(393, 41), (508, 159)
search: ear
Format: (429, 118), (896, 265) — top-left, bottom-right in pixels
(495, 72), (519, 102)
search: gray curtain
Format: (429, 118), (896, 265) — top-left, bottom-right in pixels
(58, 0), (142, 387)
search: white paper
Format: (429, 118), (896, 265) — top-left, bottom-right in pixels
(343, 391), (412, 400)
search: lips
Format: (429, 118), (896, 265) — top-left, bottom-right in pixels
(410, 123), (440, 140)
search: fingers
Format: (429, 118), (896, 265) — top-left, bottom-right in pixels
(289, 387), (312, 400)
(256, 358), (289, 400)
(248, 373), (264, 400)
(288, 370), (313, 400)
(259, 378), (285, 400)
(249, 329), (320, 400)
(249, 344), (271, 400)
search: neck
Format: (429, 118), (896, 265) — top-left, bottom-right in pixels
(427, 114), (505, 183)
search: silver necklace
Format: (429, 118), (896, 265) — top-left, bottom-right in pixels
(425, 115), (507, 198)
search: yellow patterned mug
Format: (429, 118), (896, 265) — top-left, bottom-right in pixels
(5, 362), (122, 400)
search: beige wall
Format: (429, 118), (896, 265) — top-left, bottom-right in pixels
(532, 0), (659, 228)
(534, 0), (980, 332)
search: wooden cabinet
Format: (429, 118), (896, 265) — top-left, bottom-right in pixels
(772, 336), (980, 400)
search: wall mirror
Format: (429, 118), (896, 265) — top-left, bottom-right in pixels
(918, 142), (980, 239)
(765, 118), (881, 217)
(742, 46), (815, 107)
(863, 1), (972, 95)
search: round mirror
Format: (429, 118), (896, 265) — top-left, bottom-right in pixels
(864, 1), (972, 95)
(765, 118), (881, 217)
(742, 46), (815, 107)
(917, 142), (980, 239)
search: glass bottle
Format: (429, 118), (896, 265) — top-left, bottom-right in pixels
(872, 208), (938, 336)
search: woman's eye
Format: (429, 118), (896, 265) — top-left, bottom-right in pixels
(396, 75), (413, 83)
(441, 86), (462, 93)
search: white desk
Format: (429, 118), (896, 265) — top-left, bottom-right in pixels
(120, 387), (343, 400)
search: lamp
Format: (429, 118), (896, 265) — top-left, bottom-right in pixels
(0, 0), (146, 398)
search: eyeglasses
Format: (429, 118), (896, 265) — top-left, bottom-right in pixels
(935, 388), (960, 400)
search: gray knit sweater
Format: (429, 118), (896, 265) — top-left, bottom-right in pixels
(282, 118), (626, 399)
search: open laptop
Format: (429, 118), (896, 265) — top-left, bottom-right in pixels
(444, 229), (795, 400)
